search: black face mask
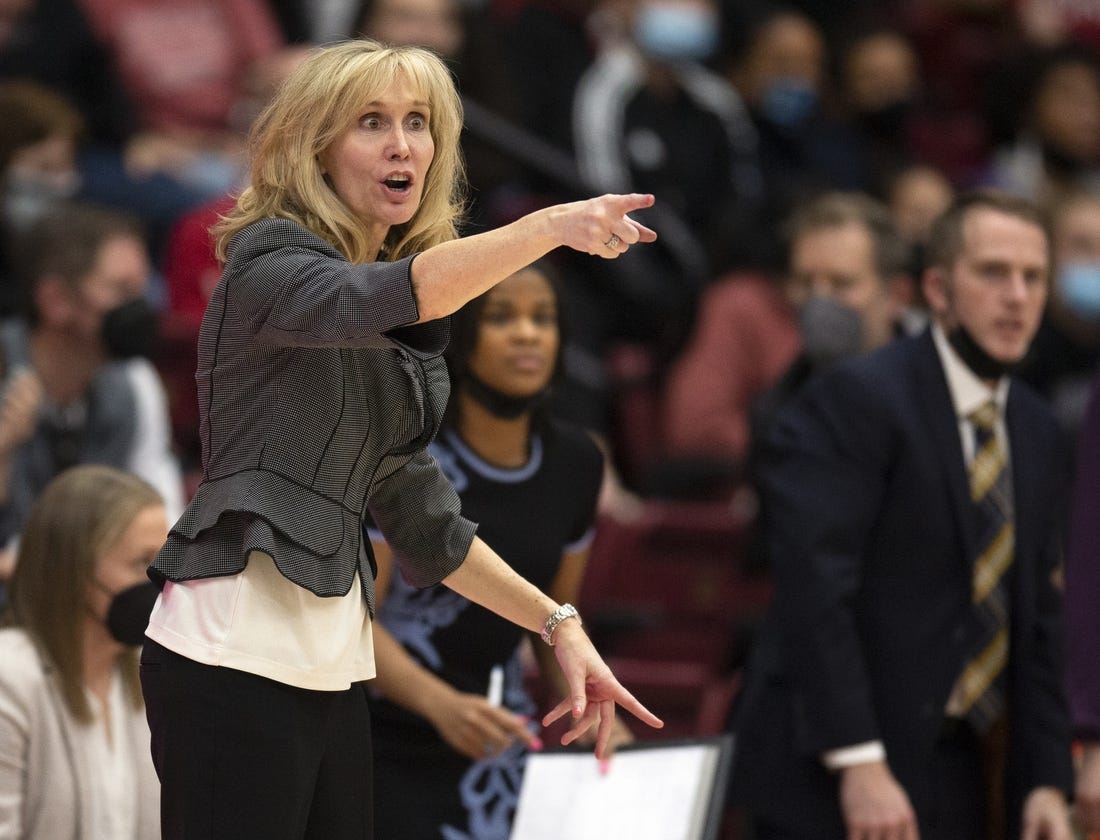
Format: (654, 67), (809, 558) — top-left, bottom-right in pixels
(1040, 138), (1092, 175)
(102, 298), (159, 359)
(856, 98), (915, 139)
(100, 580), (160, 646)
(462, 370), (549, 420)
(947, 323), (1014, 380)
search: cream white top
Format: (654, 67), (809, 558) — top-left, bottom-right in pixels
(146, 550), (375, 691)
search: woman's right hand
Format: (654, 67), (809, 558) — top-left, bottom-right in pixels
(424, 687), (541, 762)
(548, 193), (658, 259)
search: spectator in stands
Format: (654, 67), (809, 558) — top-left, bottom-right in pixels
(721, 5), (871, 260)
(838, 28), (924, 195)
(0, 81), (84, 317)
(0, 0), (132, 153)
(888, 164), (956, 249)
(0, 464), (165, 839)
(267, 0), (363, 43)
(980, 41), (1100, 210)
(1016, 188), (1100, 443)
(75, 0), (287, 201)
(894, 0), (1023, 183)
(493, 0), (602, 164)
(0, 202), (184, 560)
(366, 261), (632, 840)
(886, 163), (955, 309)
(358, 0), (465, 57)
(573, 0), (761, 274)
(0, 0), (216, 256)
(661, 191), (912, 486)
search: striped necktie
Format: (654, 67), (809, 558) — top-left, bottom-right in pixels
(946, 400), (1014, 734)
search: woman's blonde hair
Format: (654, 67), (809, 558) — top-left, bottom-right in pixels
(214, 39), (466, 264)
(3, 466), (163, 723)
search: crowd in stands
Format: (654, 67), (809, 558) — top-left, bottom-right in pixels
(3, 0), (1100, 837)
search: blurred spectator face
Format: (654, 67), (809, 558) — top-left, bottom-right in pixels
(7, 132), (76, 180)
(3, 132), (81, 232)
(844, 32), (920, 135)
(787, 222), (899, 351)
(0, 80), (84, 233)
(1032, 59), (1100, 166)
(59, 234), (151, 359)
(735, 13), (825, 129)
(890, 166), (955, 244)
(361, 0), (464, 59)
(1052, 193), (1100, 322)
(630, 0), (720, 62)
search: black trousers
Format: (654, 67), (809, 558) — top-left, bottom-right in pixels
(140, 639), (374, 840)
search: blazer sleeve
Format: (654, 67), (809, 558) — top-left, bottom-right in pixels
(224, 218), (423, 349)
(1014, 402), (1075, 795)
(365, 447), (478, 589)
(758, 364), (897, 753)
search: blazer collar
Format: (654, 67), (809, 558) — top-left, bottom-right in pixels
(913, 330), (978, 561)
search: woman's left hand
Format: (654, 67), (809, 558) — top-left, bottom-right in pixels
(573, 713), (635, 758)
(542, 618), (662, 759)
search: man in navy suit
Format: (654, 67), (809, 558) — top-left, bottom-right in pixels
(730, 190), (1074, 840)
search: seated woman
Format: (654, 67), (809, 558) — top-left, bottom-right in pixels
(366, 261), (633, 840)
(0, 464), (165, 839)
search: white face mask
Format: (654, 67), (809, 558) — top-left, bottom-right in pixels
(633, 3), (719, 62)
(2, 168), (81, 231)
(1057, 261), (1100, 321)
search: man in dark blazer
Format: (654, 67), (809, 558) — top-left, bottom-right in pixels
(730, 190), (1074, 840)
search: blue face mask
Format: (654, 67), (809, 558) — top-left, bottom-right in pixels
(758, 78), (818, 129)
(634, 3), (719, 62)
(1058, 261), (1100, 321)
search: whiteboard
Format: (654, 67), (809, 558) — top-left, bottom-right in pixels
(510, 736), (733, 840)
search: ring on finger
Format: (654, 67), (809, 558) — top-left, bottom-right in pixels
(605, 234), (621, 250)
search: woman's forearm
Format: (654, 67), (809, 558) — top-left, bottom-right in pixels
(409, 194), (655, 322)
(441, 536), (561, 636)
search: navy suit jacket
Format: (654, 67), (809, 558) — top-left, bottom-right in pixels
(730, 330), (1073, 836)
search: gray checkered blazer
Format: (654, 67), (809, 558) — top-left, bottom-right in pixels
(150, 217), (477, 614)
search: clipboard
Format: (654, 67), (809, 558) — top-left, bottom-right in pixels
(510, 735), (734, 840)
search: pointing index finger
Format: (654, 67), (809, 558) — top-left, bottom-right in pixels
(608, 193), (655, 214)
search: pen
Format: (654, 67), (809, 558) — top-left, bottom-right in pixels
(487, 664), (503, 707)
